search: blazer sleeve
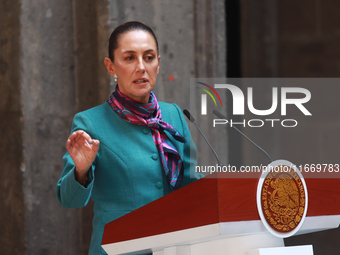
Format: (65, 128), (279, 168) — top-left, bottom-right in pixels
(56, 112), (99, 208)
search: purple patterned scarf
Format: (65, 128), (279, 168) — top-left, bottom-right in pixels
(107, 86), (186, 191)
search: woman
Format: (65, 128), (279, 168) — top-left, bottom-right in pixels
(57, 21), (200, 255)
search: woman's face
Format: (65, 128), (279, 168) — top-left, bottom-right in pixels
(105, 30), (161, 103)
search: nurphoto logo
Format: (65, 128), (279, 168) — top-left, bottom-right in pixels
(196, 82), (312, 128)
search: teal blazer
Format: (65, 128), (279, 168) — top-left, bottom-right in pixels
(57, 102), (199, 255)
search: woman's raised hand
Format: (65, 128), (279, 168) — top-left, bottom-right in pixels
(66, 130), (100, 184)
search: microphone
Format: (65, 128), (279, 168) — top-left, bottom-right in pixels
(212, 109), (273, 164)
(183, 109), (223, 166)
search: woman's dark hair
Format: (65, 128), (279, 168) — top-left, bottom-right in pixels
(108, 21), (159, 62)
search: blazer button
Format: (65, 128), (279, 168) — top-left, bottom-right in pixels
(151, 153), (158, 160)
(143, 128), (149, 134)
(156, 182), (163, 189)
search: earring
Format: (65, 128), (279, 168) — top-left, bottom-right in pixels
(113, 74), (117, 82)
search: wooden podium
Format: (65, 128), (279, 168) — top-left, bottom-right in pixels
(101, 172), (340, 255)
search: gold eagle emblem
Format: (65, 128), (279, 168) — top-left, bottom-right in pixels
(261, 166), (306, 232)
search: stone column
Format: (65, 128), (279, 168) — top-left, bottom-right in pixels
(192, 0), (228, 166)
(0, 0), (26, 254)
(19, 0), (81, 254)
